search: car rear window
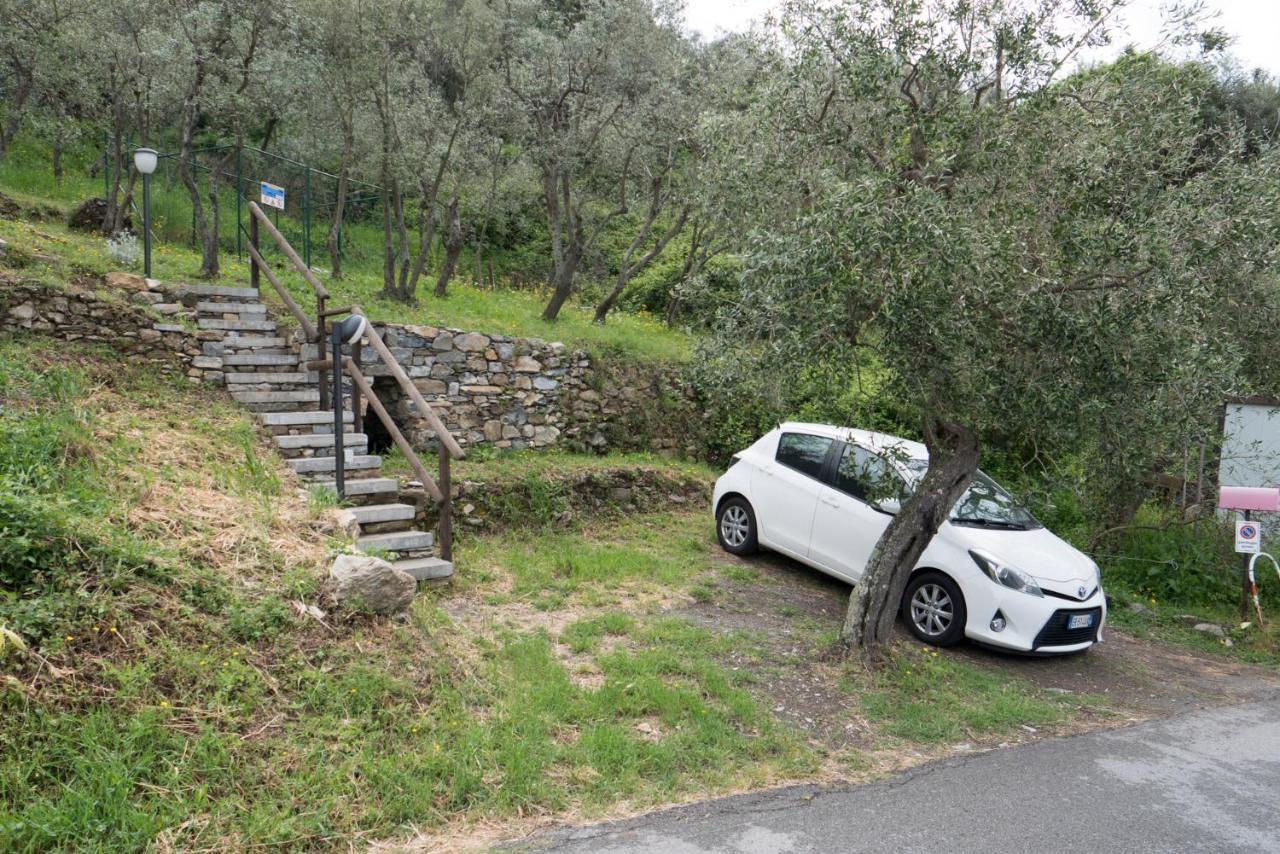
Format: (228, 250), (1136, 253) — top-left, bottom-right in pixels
(775, 432), (833, 478)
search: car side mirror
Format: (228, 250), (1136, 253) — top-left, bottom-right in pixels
(874, 497), (901, 515)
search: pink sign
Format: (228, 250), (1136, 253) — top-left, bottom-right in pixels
(1219, 486), (1280, 512)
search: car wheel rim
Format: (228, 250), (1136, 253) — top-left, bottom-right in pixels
(720, 506), (749, 547)
(910, 583), (953, 637)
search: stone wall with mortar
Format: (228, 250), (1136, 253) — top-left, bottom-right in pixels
(345, 322), (701, 457)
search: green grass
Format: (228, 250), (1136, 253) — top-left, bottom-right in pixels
(464, 511), (712, 609)
(0, 341), (805, 849)
(853, 646), (1090, 743)
(0, 133), (692, 363)
(0, 335), (1128, 849)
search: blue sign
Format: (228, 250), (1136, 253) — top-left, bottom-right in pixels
(260, 181), (285, 210)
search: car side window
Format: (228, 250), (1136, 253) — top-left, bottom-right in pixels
(775, 433), (833, 479)
(833, 444), (903, 503)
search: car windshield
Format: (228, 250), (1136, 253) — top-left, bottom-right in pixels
(899, 461), (1040, 529)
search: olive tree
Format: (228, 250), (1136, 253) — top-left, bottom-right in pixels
(702, 0), (1280, 660)
(497, 0), (680, 320)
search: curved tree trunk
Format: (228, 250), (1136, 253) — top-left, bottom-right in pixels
(841, 417), (980, 662)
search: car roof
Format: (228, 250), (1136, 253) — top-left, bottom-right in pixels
(776, 422), (928, 460)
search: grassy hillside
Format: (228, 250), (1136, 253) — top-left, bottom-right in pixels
(0, 336), (1126, 851)
(0, 338), (802, 849)
(0, 135), (691, 363)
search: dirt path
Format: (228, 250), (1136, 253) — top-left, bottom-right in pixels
(684, 548), (1280, 749)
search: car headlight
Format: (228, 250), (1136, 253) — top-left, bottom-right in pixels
(970, 549), (1043, 598)
(1091, 560), (1102, 590)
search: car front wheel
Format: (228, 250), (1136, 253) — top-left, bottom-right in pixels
(716, 497), (758, 556)
(902, 571), (967, 647)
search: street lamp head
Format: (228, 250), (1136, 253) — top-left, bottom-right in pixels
(333, 314), (367, 345)
(133, 147), (158, 176)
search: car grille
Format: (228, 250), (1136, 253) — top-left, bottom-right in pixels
(1033, 607), (1102, 649)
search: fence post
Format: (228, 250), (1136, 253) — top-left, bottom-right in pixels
(235, 148), (243, 259)
(303, 165), (312, 269)
(439, 447), (452, 562)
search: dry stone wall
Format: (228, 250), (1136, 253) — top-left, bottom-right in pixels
(345, 322), (701, 457)
(0, 272), (703, 458)
(0, 273), (220, 380)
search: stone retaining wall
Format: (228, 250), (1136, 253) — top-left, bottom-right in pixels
(0, 273), (200, 375)
(0, 271), (703, 458)
(401, 464), (712, 532)
(350, 322), (701, 457)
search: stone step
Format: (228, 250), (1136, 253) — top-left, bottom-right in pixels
(225, 372), (310, 384)
(286, 454), (382, 474)
(259, 409), (353, 426)
(199, 318), (277, 332)
(230, 389), (319, 404)
(395, 557), (453, 581)
(223, 353), (299, 367)
(275, 432), (368, 450)
(222, 335), (287, 349)
(313, 476), (399, 496)
(196, 301), (266, 314)
(349, 503), (415, 525)
(357, 530), (434, 555)
(179, 284), (259, 299)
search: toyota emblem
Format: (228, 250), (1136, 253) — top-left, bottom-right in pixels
(1077, 585), (1087, 600)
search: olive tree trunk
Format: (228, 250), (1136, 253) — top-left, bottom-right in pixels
(841, 417), (980, 661)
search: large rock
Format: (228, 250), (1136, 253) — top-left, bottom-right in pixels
(329, 554), (416, 614)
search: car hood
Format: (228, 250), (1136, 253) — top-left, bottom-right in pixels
(942, 523), (1096, 584)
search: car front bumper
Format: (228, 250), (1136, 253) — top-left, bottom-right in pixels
(963, 581), (1107, 655)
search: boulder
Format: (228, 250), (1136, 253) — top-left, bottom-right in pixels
(328, 554), (416, 614)
(1193, 622), (1226, 638)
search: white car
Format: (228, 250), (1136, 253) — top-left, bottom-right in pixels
(712, 423), (1105, 654)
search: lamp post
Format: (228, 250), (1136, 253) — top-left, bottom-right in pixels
(331, 314), (368, 499)
(132, 147), (158, 277)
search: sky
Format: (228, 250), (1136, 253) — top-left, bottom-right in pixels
(682, 0), (1280, 76)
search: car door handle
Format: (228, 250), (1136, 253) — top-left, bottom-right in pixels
(760, 464), (776, 476)
(820, 495), (841, 509)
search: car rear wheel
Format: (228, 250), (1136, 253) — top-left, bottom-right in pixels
(902, 571), (966, 647)
(716, 497), (758, 556)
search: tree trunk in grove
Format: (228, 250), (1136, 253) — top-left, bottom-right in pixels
(541, 164), (573, 321)
(327, 131), (353, 279)
(0, 72), (32, 163)
(841, 417), (980, 662)
(594, 205), (688, 324)
(434, 194), (463, 298)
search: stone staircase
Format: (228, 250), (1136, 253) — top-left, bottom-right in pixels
(185, 283), (453, 582)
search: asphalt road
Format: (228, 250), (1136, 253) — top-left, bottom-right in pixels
(524, 698), (1280, 853)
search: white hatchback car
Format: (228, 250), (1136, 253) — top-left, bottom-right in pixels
(712, 423), (1106, 654)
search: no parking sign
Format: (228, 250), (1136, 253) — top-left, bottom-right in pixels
(1236, 521), (1262, 554)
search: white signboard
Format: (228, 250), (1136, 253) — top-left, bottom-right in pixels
(1236, 520), (1262, 554)
(260, 181), (285, 210)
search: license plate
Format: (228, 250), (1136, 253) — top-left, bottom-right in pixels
(1067, 614), (1094, 630)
